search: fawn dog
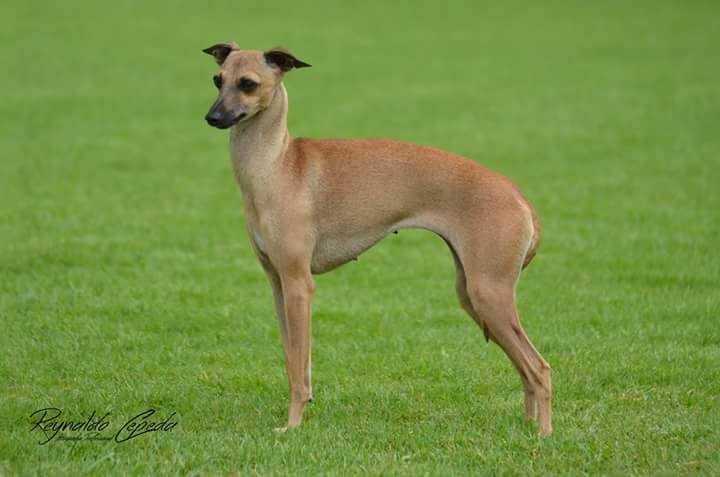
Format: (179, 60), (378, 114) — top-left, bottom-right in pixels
(203, 43), (552, 436)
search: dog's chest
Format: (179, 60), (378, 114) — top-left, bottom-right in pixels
(243, 202), (272, 256)
(246, 210), (275, 257)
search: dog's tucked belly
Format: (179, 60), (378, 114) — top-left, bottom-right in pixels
(310, 216), (434, 274)
(311, 232), (386, 274)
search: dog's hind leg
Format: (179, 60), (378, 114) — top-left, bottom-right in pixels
(446, 240), (541, 423)
(464, 273), (552, 436)
(447, 240), (489, 342)
(445, 199), (551, 435)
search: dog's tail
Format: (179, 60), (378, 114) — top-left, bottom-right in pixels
(522, 199), (541, 270)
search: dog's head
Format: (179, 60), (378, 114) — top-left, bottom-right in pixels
(202, 43), (310, 129)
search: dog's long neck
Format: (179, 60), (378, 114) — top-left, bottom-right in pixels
(229, 83), (290, 200)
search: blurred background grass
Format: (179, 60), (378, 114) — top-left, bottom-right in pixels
(1, 0), (719, 475)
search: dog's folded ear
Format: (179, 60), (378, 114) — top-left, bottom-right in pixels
(202, 42), (238, 65)
(264, 47), (311, 72)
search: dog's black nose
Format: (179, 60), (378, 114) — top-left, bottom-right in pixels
(205, 111), (222, 126)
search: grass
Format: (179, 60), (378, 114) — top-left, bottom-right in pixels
(1, 0), (719, 475)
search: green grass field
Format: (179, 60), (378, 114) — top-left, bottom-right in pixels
(2, 0), (719, 475)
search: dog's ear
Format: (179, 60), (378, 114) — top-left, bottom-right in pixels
(264, 47), (311, 72)
(202, 42), (237, 65)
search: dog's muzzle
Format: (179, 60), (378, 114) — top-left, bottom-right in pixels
(205, 100), (246, 129)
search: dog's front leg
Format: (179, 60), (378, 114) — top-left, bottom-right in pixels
(258, 259), (290, 361)
(259, 257), (315, 404)
(276, 268), (314, 430)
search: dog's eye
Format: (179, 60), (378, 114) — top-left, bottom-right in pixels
(213, 75), (222, 89)
(238, 77), (258, 92)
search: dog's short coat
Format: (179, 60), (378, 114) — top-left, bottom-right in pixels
(203, 43), (552, 436)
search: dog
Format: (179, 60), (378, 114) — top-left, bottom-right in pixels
(203, 43), (552, 436)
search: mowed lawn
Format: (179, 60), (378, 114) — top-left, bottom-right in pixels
(1, 0), (719, 475)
